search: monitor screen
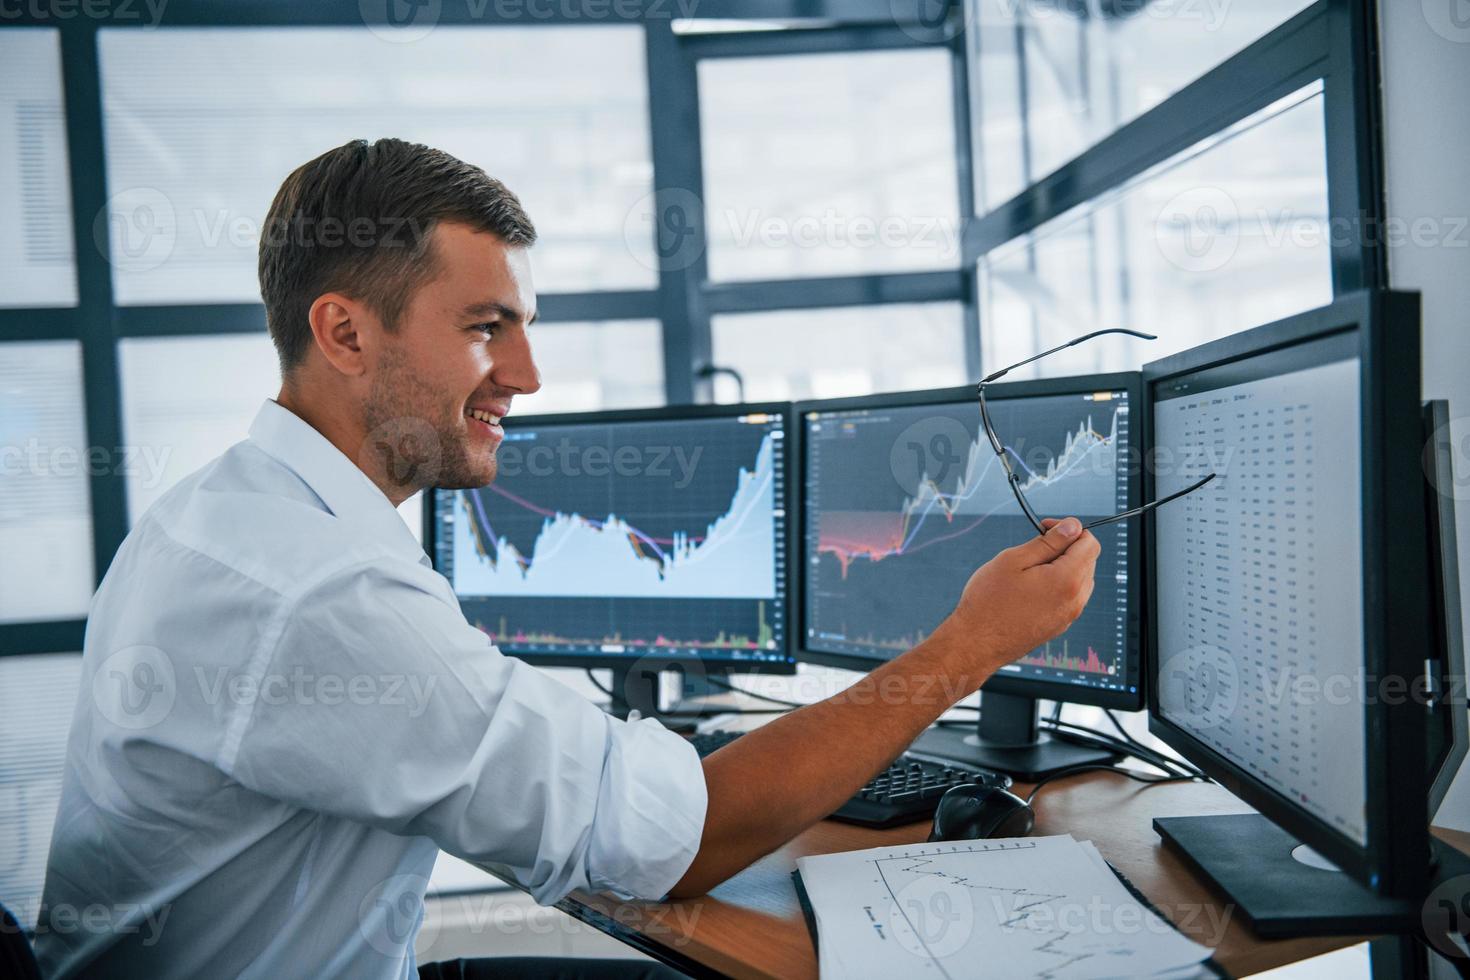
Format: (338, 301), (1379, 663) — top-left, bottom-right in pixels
(1152, 332), (1368, 845)
(802, 383), (1138, 699)
(431, 407), (792, 667)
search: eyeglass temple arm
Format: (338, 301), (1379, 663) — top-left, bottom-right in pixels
(1080, 472), (1218, 530)
(978, 328), (1158, 387)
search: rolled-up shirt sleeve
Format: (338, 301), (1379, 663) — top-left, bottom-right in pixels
(220, 559), (708, 904)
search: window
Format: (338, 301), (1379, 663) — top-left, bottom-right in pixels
(514, 320), (665, 416)
(98, 26), (656, 305)
(0, 2), (1387, 657)
(0, 653), (82, 931)
(699, 48), (960, 282)
(118, 333), (282, 523)
(711, 303), (967, 402)
(978, 84), (1330, 380)
(968, 0), (1317, 212)
(118, 333), (429, 539)
(0, 342), (94, 623)
(0, 29), (77, 309)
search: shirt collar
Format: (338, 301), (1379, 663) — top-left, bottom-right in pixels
(248, 399), (429, 567)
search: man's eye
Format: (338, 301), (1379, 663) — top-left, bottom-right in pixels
(475, 323), (498, 338)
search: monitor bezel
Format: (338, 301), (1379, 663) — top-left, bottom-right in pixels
(422, 400), (799, 674)
(793, 372), (1146, 711)
(1142, 290), (1432, 898)
(1423, 399), (1468, 817)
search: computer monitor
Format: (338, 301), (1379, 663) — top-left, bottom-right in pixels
(797, 374), (1144, 778)
(1421, 399), (1466, 818)
(424, 402), (797, 721)
(1145, 291), (1436, 926)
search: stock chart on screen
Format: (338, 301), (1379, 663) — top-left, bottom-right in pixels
(803, 390), (1135, 693)
(434, 411), (789, 663)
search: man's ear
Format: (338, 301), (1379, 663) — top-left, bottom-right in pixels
(306, 292), (369, 378)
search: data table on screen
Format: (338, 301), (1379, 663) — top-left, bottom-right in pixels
(1154, 354), (1368, 845)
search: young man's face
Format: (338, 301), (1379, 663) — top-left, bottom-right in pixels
(361, 220), (541, 494)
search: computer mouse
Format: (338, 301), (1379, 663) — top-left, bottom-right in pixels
(928, 783), (1036, 842)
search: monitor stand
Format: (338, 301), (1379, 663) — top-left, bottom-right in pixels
(1153, 813), (1421, 936)
(912, 691), (1118, 780)
(606, 665), (704, 734)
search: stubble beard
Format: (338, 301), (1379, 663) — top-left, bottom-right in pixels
(361, 347), (497, 495)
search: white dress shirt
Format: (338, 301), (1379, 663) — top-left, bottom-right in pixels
(35, 399), (708, 979)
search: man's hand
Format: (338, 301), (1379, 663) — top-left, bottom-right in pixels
(933, 516), (1101, 680)
(668, 515), (1101, 898)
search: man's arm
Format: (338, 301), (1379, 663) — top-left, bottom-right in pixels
(669, 516), (1100, 898)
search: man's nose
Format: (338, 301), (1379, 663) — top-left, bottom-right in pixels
(495, 327), (541, 395)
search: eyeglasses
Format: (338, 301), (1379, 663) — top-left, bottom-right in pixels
(978, 327), (1216, 537)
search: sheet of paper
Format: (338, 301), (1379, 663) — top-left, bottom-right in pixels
(796, 835), (1212, 980)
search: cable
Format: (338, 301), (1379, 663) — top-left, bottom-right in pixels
(1102, 708), (1206, 779)
(1045, 720), (1202, 781)
(584, 669), (613, 699)
(702, 675), (808, 709)
(705, 707), (789, 715)
(1044, 720), (1175, 770)
(695, 363), (746, 403)
(586, 670), (790, 716)
(1045, 710), (1205, 780)
(1025, 764), (1195, 806)
(924, 705), (1206, 781)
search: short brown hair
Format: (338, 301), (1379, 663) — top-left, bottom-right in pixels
(257, 138), (537, 373)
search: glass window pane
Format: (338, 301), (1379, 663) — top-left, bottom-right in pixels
(98, 26), (655, 305)
(515, 319), (664, 416)
(700, 49), (960, 282)
(0, 341), (94, 622)
(0, 29), (77, 308)
(978, 83), (1330, 380)
(968, 0), (1316, 213)
(0, 653), (82, 931)
(118, 333), (281, 524)
(710, 303), (967, 402)
(118, 333), (426, 540)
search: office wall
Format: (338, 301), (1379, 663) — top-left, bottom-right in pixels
(1379, 0), (1470, 831)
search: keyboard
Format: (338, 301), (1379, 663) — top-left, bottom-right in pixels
(687, 729), (1012, 829)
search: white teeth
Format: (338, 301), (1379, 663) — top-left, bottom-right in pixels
(466, 409), (502, 425)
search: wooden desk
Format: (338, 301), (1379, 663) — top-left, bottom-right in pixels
(555, 769), (1470, 979)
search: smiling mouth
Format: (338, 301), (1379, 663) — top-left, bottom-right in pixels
(465, 407), (505, 439)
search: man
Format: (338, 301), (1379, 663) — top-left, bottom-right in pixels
(37, 139), (1099, 978)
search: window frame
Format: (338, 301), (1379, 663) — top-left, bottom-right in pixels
(960, 1), (1384, 295)
(0, 0), (1385, 655)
